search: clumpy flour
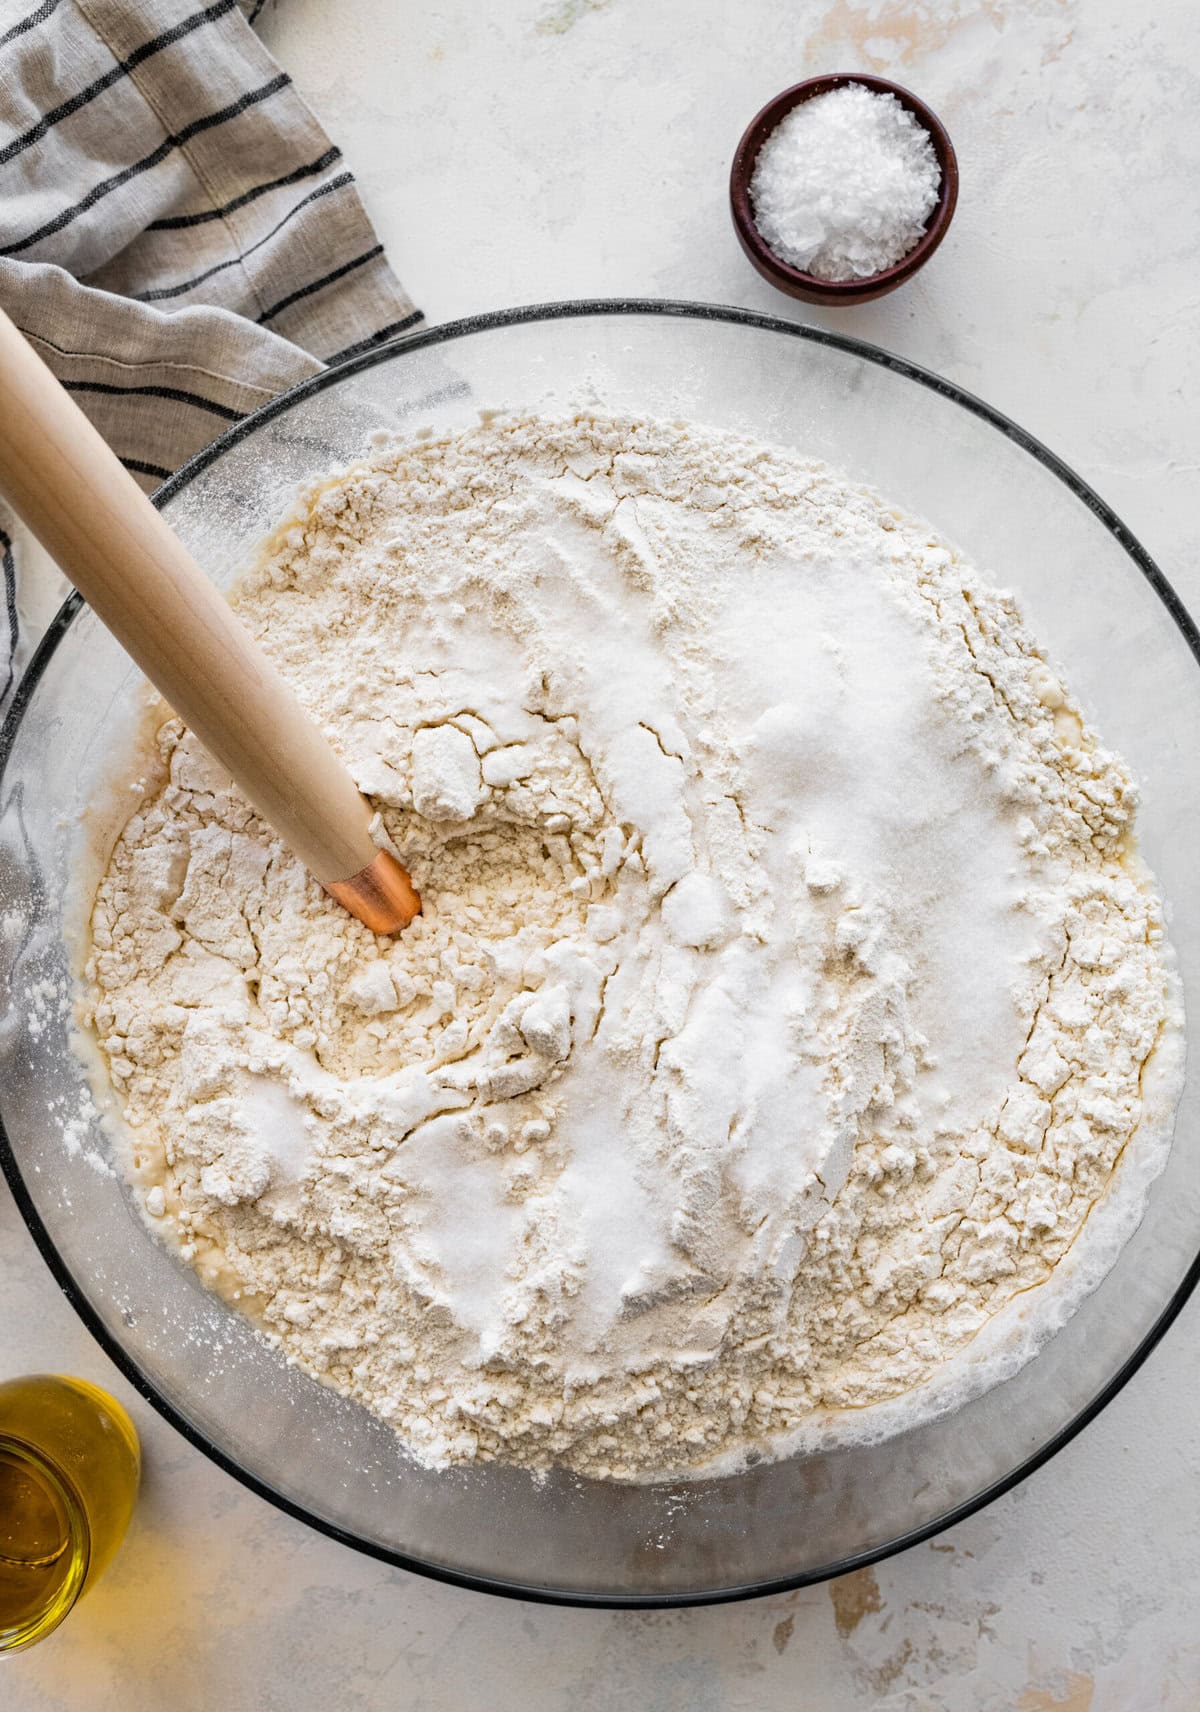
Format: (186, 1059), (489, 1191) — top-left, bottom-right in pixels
(84, 413), (1183, 1480)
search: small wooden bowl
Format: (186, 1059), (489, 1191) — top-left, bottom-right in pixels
(729, 73), (959, 307)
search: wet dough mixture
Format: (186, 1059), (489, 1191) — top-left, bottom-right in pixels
(84, 413), (1183, 1479)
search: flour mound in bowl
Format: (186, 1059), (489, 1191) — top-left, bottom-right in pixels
(84, 412), (1183, 1480)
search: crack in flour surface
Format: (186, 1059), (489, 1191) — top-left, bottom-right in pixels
(83, 412), (1184, 1480)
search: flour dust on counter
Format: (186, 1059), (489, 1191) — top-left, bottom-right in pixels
(82, 411), (1183, 1481)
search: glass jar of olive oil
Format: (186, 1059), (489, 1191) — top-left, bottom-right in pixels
(0, 1375), (140, 1654)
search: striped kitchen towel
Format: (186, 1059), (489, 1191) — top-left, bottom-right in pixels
(0, 0), (423, 713)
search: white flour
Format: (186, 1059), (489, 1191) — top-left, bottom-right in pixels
(84, 412), (1183, 1480)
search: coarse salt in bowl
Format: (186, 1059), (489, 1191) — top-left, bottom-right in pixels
(730, 73), (959, 306)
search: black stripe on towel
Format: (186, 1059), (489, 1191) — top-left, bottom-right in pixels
(0, 0), (239, 170)
(138, 172), (354, 302)
(1, 74), (290, 257)
(327, 310), (425, 365)
(257, 243), (383, 324)
(146, 146), (342, 230)
(0, 529), (19, 707)
(0, 0), (64, 50)
(64, 380), (244, 422)
(122, 458), (174, 482)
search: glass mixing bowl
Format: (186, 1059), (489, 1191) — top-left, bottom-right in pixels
(1, 304), (1197, 1607)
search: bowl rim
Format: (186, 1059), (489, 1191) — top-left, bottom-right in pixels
(2, 297), (1198, 1610)
(729, 73), (960, 305)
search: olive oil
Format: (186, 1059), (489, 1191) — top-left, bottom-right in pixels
(0, 1376), (139, 1653)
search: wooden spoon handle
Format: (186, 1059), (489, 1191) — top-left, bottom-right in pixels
(0, 308), (418, 932)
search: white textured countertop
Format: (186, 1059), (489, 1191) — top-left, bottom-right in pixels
(6, 1), (1200, 1705)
